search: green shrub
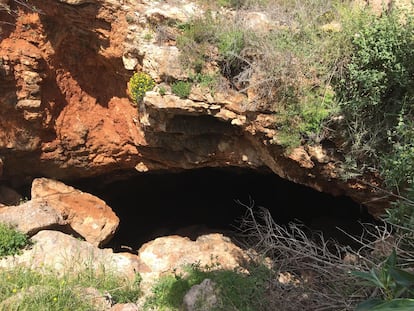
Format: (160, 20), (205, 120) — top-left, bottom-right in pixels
(190, 72), (220, 92)
(273, 86), (337, 151)
(176, 14), (217, 73)
(145, 262), (270, 311)
(158, 85), (167, 96)
(334, 8), (414, 182)
(385, 185), (414, 230)
(128, 72), (155, 104)
(353, 250), (414, 310)
(171, 81), (192, 99)
(0, 223), (30, 257)
(217, 28), (245, 77)
(145, 267), (206, 310)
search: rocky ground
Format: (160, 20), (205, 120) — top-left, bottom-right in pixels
(0, 178), (253, 310)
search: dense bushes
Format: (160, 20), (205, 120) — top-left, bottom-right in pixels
(336, 8), (414, 180)
(332, 7), (414, 228)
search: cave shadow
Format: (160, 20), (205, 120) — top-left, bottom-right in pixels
(73, 168), (377, 253)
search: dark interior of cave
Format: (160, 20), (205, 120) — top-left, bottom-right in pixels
(70, 167), (377, 253)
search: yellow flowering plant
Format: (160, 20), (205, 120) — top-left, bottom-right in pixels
(128, 72), (155, 104)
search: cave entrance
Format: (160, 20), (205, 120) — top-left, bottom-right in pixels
(73, 167), (374, 252)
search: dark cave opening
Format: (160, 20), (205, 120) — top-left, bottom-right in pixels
(71, 167), (376, 252)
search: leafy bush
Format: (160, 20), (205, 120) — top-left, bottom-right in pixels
(216, 0), (245, 9)
(128, 72), (155, 104)
(335, 8), (414, 183)
(353, 250), (414, 310)
(0, 223), (30, 257)
(275, 86), (337, 149)
(190, 72), (220, 93)
(171, 81), (192, 99)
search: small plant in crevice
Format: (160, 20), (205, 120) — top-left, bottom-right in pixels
(158, 85), (167, 96)
(0, 223), (30, 257)
(128, 72), (155, 104)
(171, 80), (192, 99)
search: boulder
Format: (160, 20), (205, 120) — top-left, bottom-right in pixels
(0, 199), (64, 235)
(183, 279), (218, 311)
(0, 230), (141, 279)
(137, 233), (250, 281)
(31, 178), (119, 246)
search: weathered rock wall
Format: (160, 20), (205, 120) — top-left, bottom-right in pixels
(0, 0), (389, 216)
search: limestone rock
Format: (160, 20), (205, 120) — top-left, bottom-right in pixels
(141, 45), (187, 82)
(31, 178), (119, 246)
(122, 54), (139, 71)
(0, 200), (64, 235)
(0, 230), (141, 279)
(183, 279), (218, 311)
(137, 233), (249, 281)
(241, 11), (276, 32)
(143, 1), (200, 24)
(16, 99), (42, 110)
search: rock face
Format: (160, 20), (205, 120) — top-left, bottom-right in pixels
(0, 178), (119, 246)
(0, 0), (397, 217)
(137, 234), (250, 282)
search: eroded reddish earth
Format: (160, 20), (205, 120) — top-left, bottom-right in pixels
(0, 0), (390, 217)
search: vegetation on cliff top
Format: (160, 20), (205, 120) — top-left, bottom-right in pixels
(172, 0), (414, 226)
